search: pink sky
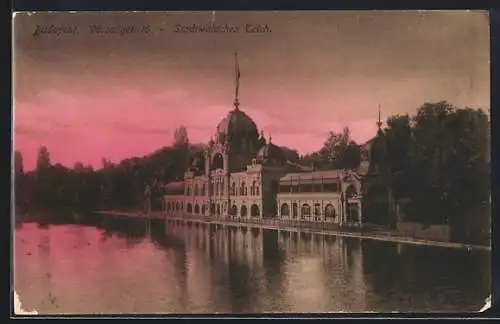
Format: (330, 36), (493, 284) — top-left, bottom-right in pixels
(13, 11), (490, 171)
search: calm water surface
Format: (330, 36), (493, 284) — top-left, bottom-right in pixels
(14, 217), (490, 314)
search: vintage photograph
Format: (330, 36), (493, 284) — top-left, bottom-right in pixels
(12, 11), (491, 314)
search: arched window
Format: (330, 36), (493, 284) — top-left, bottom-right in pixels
(240, 181), (246, 196)
(255, 184), (260, 196)
(176, 202), (180, 211)
(211, 182), (215, 195)
(280, 203), (290, 217)
(186, 185), (191, 196)
(314, 203), (321, 217)
(292, 203), (298, 219)
(194, 204), (200, 214)
(345, 184), (358, 199)
(194, 184), (199, 196)
(325, 204), (336, 219)
(251, 204), (260, 217)
(230, 205), (238, 216)
(201, 183), (206, 196)
(301, 204), (311, 219)
(251, 181), (256, 196)
(211, 153), (224, 170)
(202, 204), (206, 215)
(217, 204), (221, 216)
(210, 203), (215, 215)
(240, 205), (248, 217)
(231, 182), (236, 196)
(187, 203), (193, 213)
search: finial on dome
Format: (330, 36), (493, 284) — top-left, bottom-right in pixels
(234, 52), (241, 111)
(376, 104), (383, 130)
(268, 134), (272, 144)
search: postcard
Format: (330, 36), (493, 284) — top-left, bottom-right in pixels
(12, 10), (491, 315)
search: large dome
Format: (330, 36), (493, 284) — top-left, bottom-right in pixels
(215, 107), (259, 145)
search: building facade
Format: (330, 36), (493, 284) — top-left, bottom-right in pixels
(162, 53), (372, 227)
(162, 103), (369, 227)
(277, 170), (363, 225)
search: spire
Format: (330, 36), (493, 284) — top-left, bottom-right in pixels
(268, 133), (272, 144)
(234, 51), (241, 110)
(376, 104), (382, 130)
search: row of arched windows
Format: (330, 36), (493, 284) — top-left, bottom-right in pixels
(165, 201), (261, 218)
(280, 203), (336, 219)
(212, 181), (225, 196)
(186, 182), (226, 197)
(230, 181), (260, 196)
(229, 204), (260, 217)
(166, 201), (184, 212)
(184, 180), (262, 197)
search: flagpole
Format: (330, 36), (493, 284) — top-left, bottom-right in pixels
(234, 51), (240, 109)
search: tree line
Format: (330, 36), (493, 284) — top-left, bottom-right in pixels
(375, 101), (490, 235)
(14, 101), (490, 235)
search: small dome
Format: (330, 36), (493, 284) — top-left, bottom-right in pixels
(216, 108), (259, 144)
(190, 152), (205, 170)
(257, 142), (286, 165)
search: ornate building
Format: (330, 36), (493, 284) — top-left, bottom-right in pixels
(162, 53), (369, 227)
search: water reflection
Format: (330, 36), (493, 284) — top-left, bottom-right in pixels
(14, 216), (490, 314)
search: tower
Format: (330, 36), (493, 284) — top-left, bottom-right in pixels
(210, 52), (260, 173)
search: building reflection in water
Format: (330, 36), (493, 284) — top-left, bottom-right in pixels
(15, 219), (491, 314)
(273, 230), (368, 313)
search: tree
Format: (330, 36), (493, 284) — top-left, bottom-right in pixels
(101, 158), (114, 170)
(280, 146), (300, 163)
(299, 152), (323, 169)
(73, 162), (85, 173)
(396, 101), (490, 229)
(173, 125), (189, 148)
(319, 130), (345, 164)
(36, 146), (51, 171)
(384, 114), (412, 203)
(385, 115), (412, 173)
(14, 151), (24, 174)
(318, 127), (361, 170)
(14, 151), (25, 209)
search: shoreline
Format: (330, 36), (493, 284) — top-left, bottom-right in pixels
(95, 210), (491, 252)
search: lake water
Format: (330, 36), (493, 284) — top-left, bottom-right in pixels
(14, 216), (490, 314)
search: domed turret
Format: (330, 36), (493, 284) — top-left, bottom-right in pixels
(369, 105), (388, 171)
(256, 139), (286, 166)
